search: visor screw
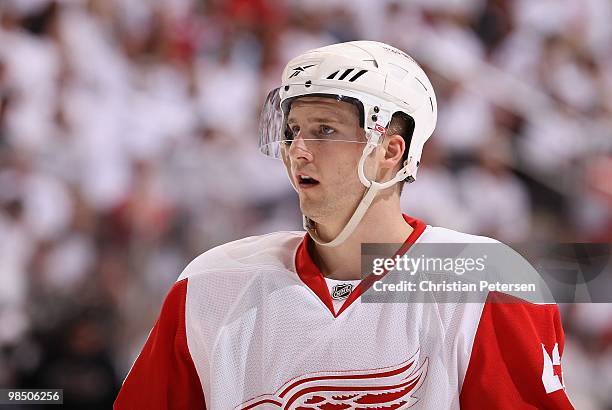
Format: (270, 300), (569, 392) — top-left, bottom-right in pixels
(374, 106), (379, 113)
(284, 86), (289, 91)
(305, 80), (312, 88)
(371, 114), (378, 122)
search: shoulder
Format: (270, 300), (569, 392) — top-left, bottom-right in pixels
(420, 225), (557, 305)
(178, 231), (305, 281)
(460, 291), (571, 408)
(420, 225), (500, 244)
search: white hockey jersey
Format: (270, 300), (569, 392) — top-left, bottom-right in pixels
(115, 216), (574, 409)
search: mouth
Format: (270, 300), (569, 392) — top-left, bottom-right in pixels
(297, 174), (320, 189)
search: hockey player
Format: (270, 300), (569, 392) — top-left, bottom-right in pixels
(115, 41), (574, 409)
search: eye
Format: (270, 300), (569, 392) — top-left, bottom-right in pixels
(319, 125), (335, 136)
(283, 125), (299, 144)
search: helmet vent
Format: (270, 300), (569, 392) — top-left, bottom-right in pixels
(348, 69), (367, 82)
(338, 68), (355, 80)
(326, 69), (368, 82)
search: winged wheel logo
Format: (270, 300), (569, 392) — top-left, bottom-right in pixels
(239, 350), (428, 409)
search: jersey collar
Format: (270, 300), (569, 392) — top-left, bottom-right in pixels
(295, 214), (428, 317)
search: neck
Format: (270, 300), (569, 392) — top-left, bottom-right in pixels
(310, 190), (413, 280)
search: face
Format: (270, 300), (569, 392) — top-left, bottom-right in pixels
(281, 97), (371, 225)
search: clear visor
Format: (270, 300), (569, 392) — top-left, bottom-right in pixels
(258, 87), (367, 158)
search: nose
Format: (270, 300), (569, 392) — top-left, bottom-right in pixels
(288, 134), (313, 163)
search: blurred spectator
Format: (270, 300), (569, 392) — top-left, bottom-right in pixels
(457, 134), (531, 241)
(401, 140), (472, 232)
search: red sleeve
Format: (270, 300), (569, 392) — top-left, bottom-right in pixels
(115, 278), (206, 410)
(460, 292), (574, 410)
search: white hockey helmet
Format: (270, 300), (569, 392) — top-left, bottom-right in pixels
(258, 41), (437, 246)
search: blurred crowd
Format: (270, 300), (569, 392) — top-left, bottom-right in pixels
(0, 0), (610, 408)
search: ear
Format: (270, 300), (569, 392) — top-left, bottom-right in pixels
(380, 133), (405, 171)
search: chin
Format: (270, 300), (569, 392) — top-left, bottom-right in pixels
(301, 204), (343, 229)
(299, 201), (323, 222)
(299, 205), (317, 222)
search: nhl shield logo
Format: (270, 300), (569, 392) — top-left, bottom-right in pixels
(331, 284), (353, 300)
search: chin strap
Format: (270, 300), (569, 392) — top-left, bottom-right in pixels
(304, 183), (379, 247)
(304, 143), (419, 248)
